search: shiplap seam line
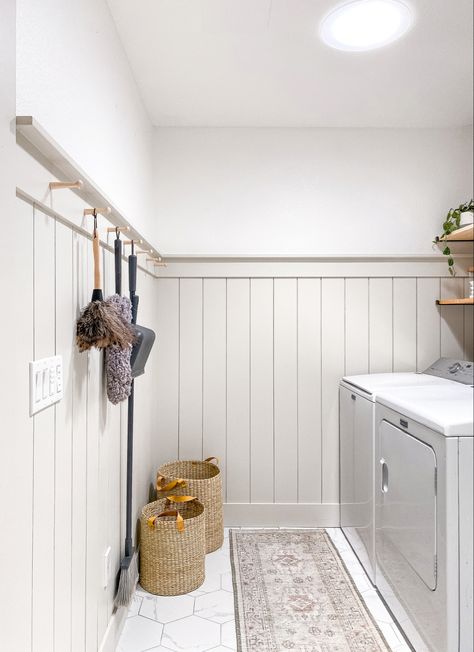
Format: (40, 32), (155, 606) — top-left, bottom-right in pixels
(272, 278), (276, 504)
(201, 278), (204, 459)
(296, 279), (300, 504)
(30, 206), (35, 651)
(225, 279), (228, 503)
(53, 217), (57, 652)
(177, 280), (181, 458)
(248, 279), (252, 503)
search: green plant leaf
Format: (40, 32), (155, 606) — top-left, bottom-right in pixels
(448, 257), (454, 266)
(443, 246), (450, 255)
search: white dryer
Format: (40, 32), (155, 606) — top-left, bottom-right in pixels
(375, 360), (473, 652)
(339, 362), (459, 584)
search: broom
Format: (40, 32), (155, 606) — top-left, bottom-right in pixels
(115, 248), (140, 607)
(76, 214), (135, 352)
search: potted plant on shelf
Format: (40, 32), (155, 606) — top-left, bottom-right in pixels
(435, 199), (473, 276)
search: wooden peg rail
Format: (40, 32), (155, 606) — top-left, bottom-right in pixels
(123, 239), (143, 245)
(16, 117), (163, 264)
(49, 180), (83, 190)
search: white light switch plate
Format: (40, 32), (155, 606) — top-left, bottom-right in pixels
(29, 355), (63, 415)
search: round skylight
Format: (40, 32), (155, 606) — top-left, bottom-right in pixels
(320, 0), (413, 52)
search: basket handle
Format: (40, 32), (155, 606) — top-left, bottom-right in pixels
(148, 510), (185, 533)
(156, 474), (187, 492)
(203, 456), (219, 465)
(166, 495), (197, 504)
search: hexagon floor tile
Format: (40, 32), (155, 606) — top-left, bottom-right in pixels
(140, 594), (195, 623)
(161, 615), (221, 651)
(194, 590), (235, 624)
(117, 616), (163, 652)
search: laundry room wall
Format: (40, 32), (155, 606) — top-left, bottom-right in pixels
(153, 269), (473, 525)
(6, 142), (160, 652)
(151, 125), (473, 525)
(0, 0), (21, 646)
(152, 126), (473, 255)
(16, 0), (156, 242)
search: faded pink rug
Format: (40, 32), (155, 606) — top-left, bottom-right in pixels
(230, 529), (391, 652)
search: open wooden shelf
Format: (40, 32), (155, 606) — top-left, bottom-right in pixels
(436, 298), (474, 305)
(435, 223), (474, 242)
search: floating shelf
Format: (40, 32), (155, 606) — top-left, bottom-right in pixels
(436, 298), (474, 305)
(435, 223), (474, 242)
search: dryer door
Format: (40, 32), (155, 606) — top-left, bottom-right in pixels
(379, 421), (437, 590)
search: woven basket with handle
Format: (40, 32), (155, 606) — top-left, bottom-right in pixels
(139, 497), (205, 595)
(156, 457), (224, 553)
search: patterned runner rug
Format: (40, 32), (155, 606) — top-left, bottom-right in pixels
(230, 529), (391, 652)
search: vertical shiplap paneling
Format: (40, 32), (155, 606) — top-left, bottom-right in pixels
(2, 199), (34, 652)
(345, 278), (369, 376)
(179, 279), (203, 459)
(321, 279), (345, 504)
(226, 279), (250, 503)
(250, 279), (274, 503)
(71, 230), (88, 652)
(393, 278), (417, 371)
(203, 279), (227, 486)
(155, 279), (180, 464)
(464, 278), (474, 360)
(274, 279), (298, 502)
(369, 278), (393, 373)
(32, 208), (56, 652)
(440, 278), (465, 359)
(297, 279), (322, 503)
(416, 278), (441, 371)
(54, 222), (74, 652)
(85, 243), (101, 652)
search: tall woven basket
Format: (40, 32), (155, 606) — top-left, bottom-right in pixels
(157, 457), (224, 553)
(139, 498), (206, 595)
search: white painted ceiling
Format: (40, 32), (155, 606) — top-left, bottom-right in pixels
(107, 0), (472, 127)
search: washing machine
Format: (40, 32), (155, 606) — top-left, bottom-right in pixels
(375, 360), (473, 652)
(339, 360), (461, 584)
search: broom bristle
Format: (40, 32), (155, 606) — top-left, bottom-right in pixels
(76, 300), (136, 352)
(115, 551), (139, 608)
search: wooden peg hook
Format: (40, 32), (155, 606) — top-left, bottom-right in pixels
(83, 207), (112, 216)
(123, 239), (143, 246)
(106, 226), (130, 233)
(49, 180), (84, 190)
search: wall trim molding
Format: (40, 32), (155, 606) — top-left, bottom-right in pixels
(224, 503), (340, 527)
(98, 606), (128, 652)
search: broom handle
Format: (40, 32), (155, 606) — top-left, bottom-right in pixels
(93, 230), (101, 289)
(125, 381), (134, 558)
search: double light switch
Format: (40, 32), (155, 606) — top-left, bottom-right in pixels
(29, 355), (63, 415)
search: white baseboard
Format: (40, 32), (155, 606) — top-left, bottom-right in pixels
(99, 605), (128, 652)
(223, 503), (340, 527)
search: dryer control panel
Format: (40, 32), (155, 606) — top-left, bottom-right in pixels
(423, 358), (474, 385)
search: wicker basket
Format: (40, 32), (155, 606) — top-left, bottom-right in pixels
(157, 457), (224, 553)
(139, 497), (206, 595)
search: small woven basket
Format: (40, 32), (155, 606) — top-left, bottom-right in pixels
(139, 498), (206, 596)
(157, 458), (224, 553)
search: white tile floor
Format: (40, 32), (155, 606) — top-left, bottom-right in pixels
(117, 528), (412, 652)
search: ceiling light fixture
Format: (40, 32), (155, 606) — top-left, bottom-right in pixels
(320, 0), (413, 52)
